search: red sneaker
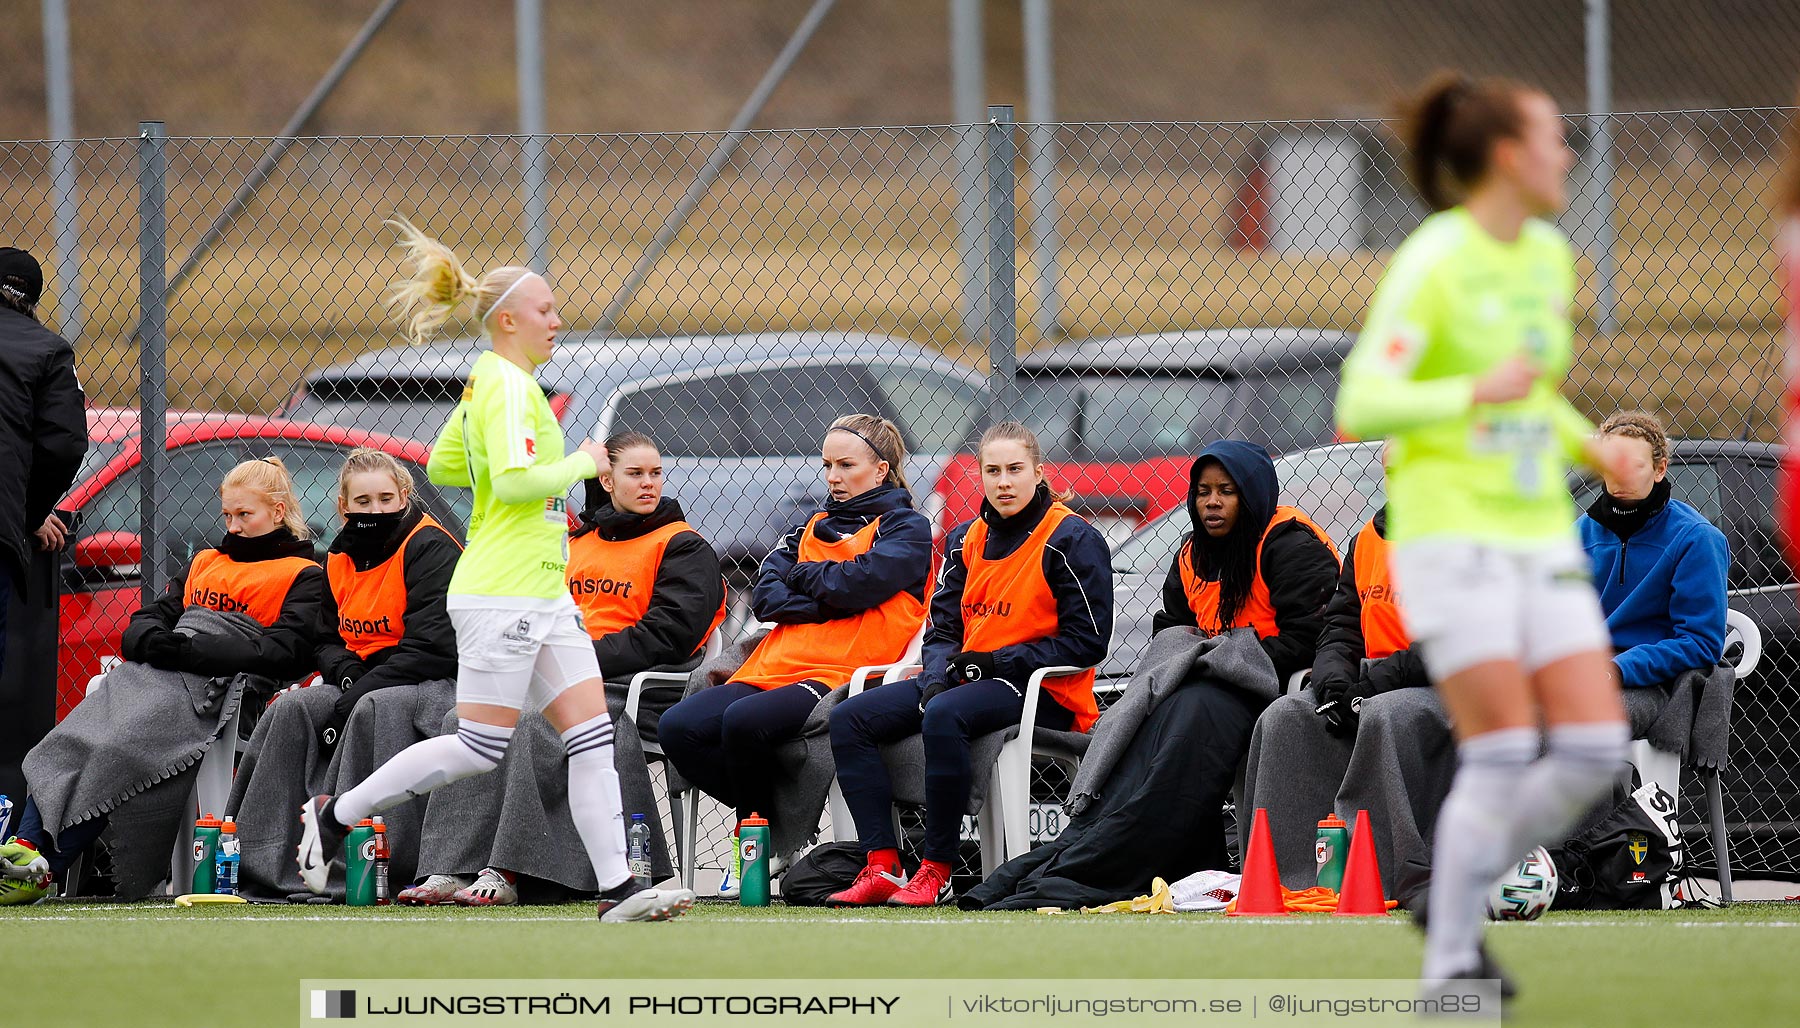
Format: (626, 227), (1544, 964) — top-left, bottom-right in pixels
(826, 863), (908, 907)
(886, 860), (952, 907)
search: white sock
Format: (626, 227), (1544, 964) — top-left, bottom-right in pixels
(562, 712), (633, 892)
(334, 721), (513, 826)
(1508, 721), (1631, 854)
(1422, 727), (1538, 981)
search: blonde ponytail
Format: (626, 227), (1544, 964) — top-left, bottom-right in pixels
(384, 215), (538, 346)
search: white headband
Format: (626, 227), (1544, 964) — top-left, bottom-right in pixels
(482, 271), (542, 324)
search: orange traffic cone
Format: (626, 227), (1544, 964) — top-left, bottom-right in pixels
(1228, 807), (1288, 917)
(1334, 808), (1390, 917)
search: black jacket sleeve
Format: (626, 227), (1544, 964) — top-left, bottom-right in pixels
(1257, 521), (1341, 682)
(25, 340), (86, 531)
(1308, 534), (1365, 702)
(179, 565), (325, 682)
(314, 570), (366, 688)
(1151, 535), (1199, 636)
(121, 578), (186, 661)
(916, 524), (973, 693)
(783, 509), (932, 614)
(988, 518), (1115, 685)
(344, 527), (461, 695)
(593, 531), (726, 679)
(749, 522), (838, 624)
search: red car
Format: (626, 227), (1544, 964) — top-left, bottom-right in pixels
(53, 414), (468, 721)
(934, 329), (1353, 547)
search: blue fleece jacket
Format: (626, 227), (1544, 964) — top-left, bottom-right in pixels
(1578, 492), (1729, 688)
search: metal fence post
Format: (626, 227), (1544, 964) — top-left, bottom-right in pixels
(138, 121), (168, 606)
(952, 0), (988, 357)
(1022, 0), (1063, 342)
(517, 0), (550, 273)
(1585, 0), (1619, 335)
(42, 0), (84, 345)
(986, 106), (1018, 420)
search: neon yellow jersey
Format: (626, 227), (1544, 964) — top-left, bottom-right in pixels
(427, 350), (597, 600)
(1336, 207), (1594, 545)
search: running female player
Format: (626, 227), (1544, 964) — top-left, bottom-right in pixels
(297, 218), (693, 922)
(1336, 74), (1634, 992)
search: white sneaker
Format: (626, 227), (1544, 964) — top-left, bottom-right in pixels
(397, 874), (470, 906)
(598, 884), (697, 923)
(296, 794), (345, 895)
(717, 864), (740, 900)
(452, 868), (518, 906)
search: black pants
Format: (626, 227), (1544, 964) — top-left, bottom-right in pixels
(829, 677), (1074, 863)
(658, 680), (824, 823)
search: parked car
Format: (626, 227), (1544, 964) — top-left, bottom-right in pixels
(282, 332), (991, 625)
(934, 329), (1353, 546)
(1100, 438), (1800, 874)
(54, 415), (467, 721)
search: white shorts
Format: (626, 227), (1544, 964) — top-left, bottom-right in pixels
(1388, 536), (1611, 680)
(447, 596), (601, 712)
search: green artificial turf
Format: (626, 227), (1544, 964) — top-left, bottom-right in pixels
(12, 899), (1800, 1026)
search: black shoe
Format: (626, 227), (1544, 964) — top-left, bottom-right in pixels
(1410, 894), (1517, 1001)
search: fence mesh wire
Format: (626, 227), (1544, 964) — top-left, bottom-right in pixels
(6, 110), (1796, 889)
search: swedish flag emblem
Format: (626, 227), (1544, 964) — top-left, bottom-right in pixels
(1628, 831), (1649, 865)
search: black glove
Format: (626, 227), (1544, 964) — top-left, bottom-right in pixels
(1315, 667), (1379, 739)
(949, 650), (998, 685)
(139, 630), (189, 672)
(1364, 649), (1426, 695)
(918, 678), (953, 712)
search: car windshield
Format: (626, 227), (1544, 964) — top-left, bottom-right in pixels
(1009, 375), (1238, 461)
(75, 438), (125, 485)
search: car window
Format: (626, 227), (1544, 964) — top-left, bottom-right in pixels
(1717, 459), (1792, 591)
(1006, 379), (1080, 457)
(1572, 461), (1723, 526)
(1273, 442), (1386, 546)
(1249, 368), (1339, 455)
(612, 376), (745, 458)
(83, 444), (242, 580)
(871, 366), (985, 454)
(284, 397), (455, 444)
(1111, 504), (1192, 575)
(1083, 377), (1239, 459)
(737, 366), (891, 458)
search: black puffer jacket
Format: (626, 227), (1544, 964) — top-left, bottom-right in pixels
(0, 307), (85, 584)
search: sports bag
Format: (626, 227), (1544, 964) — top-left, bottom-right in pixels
(1549, 778), (1685, 910)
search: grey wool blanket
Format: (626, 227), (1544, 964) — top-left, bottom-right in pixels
(410, 678), (677, 894)
(24, 608), (264, 848)
(1068, 627), (1277, 817)
(666, 631), (843, 859)
(225, 680), (455, 902)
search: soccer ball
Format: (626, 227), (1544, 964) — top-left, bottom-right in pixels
(1485, 845), (1558, 921)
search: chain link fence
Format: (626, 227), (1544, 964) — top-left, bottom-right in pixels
(4, 108), (1795, 890)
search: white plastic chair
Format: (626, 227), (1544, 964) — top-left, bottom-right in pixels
(625, 631), (724, 891)
(1627, 606), (1760, 905)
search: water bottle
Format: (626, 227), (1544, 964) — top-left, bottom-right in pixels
(191, 812), (223, 894)
(738, 812), (770, 908)
(213, 817), (240, 895)
(345, 819), (376, 907)
(627, 814), (652, 890)
(0, 794), (14, 839)
(1315, 812), (1350, 891)
(372, 817), (391, 906)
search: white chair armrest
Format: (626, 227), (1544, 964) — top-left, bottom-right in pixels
(1724, 608), (1762, 681)
(1285, 669), (1311, 695)
(624, 670), (691, 722)
(846, 662), (924, 698)
(1018, 665), (1092, 745)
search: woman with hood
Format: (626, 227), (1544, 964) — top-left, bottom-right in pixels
(1148, 439), (1340, 867)
(824, 422), (1113, 908)
(399, 431), (726, 906)
(660, 414), (932, 882)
